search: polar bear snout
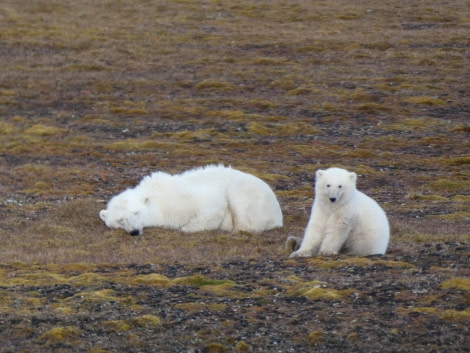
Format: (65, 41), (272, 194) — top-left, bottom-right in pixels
(129, 229), (141, 236)
(329, 197), (337, 203)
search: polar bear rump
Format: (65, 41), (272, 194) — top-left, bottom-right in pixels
(100, 165), (283, 235)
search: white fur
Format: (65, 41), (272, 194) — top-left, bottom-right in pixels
(289, 167), (389, 257)
(99, 165), (283, 235)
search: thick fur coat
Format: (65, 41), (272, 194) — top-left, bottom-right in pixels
(288, 167), (389, 257)
(100, 165), (283, 235)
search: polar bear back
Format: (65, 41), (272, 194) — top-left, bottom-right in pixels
(226, 169), (283, 232)
(341, 190), (390, 255)
(139, 170), (231, 232)
(180, 165), (282, 232)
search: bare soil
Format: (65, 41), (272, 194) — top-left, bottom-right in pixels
(0, 0), (469, 352)
(0, 244), (469, 353)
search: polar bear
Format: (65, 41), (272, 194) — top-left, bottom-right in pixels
(288, 167), (389, 257)
(99, 165), (283, 236)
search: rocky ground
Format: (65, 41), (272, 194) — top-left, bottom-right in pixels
(0, 241), (469, 352)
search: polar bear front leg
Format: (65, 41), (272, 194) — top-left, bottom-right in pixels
(289, 216), (324, 258)
(318, 215), (353, 255)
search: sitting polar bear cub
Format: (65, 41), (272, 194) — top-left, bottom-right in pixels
(100, 165), (283, 236)
(287, 167), (389, 257)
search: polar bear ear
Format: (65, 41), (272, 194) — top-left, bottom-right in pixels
(316, 169), (325, 179)
(99, 210), (107, 221)
(349, 172), (357, 184)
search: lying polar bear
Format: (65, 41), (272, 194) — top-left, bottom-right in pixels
(100, 165), (283, 236)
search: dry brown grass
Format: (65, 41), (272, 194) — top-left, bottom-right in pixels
(0, 0), (468, 265)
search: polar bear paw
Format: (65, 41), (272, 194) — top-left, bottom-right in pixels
(318, 249), (338, 256)
(288, 250), (313, 258)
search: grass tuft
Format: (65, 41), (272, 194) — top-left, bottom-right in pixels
(402, 96), (446, 105)
(297, 287), (344, 301)
(446, 155), (470, 166)
(440, 278), (470, 291)
(132, 273), (171, 286)
(130, 315), (161, 329)
(429, 178), (468, 192)
(25, 124), (66, 136)
(308, 331), (325, 344)
(38, 326), (82, 346)
(441, 309), (470, 322)
(204, 343), (229, 353)
(194, 80), (239, 91)
(234, 340), (251, 352)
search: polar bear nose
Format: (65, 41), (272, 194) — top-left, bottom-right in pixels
(129, 230), (141, 236)
(329, 197), (337, 203)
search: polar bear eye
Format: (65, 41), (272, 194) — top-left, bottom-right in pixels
(326, 184), (331, 188)
(338, 185), (342, 189)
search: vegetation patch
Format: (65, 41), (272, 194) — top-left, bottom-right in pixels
(103, 319), (132, 332)
(38, 326), (82, 346)
(130, 315), (161, 329)
(402, 96), (446, 105)
(440, 278), (470, 291)
(194, 80), (239, 91)
(25, 124), (66, 136)
(446, 155), (470, 166)
(397, 307), (470, 322)
(303, 257), (416, 270)
(429, 178), (468, 192)
(204, 343), (229, 353)
(294, 286), (345, 301)
(308, 330), (325, 344)
(0, 0), (468, 351)
(384, 117), (448, 132)
(131, 273), (172, 286)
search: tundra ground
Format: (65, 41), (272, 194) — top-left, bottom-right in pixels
(0, 0), (468, 351)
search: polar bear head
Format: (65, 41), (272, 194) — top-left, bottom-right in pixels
(315, 167), (357, 204)
(99, 189), (149, 236)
